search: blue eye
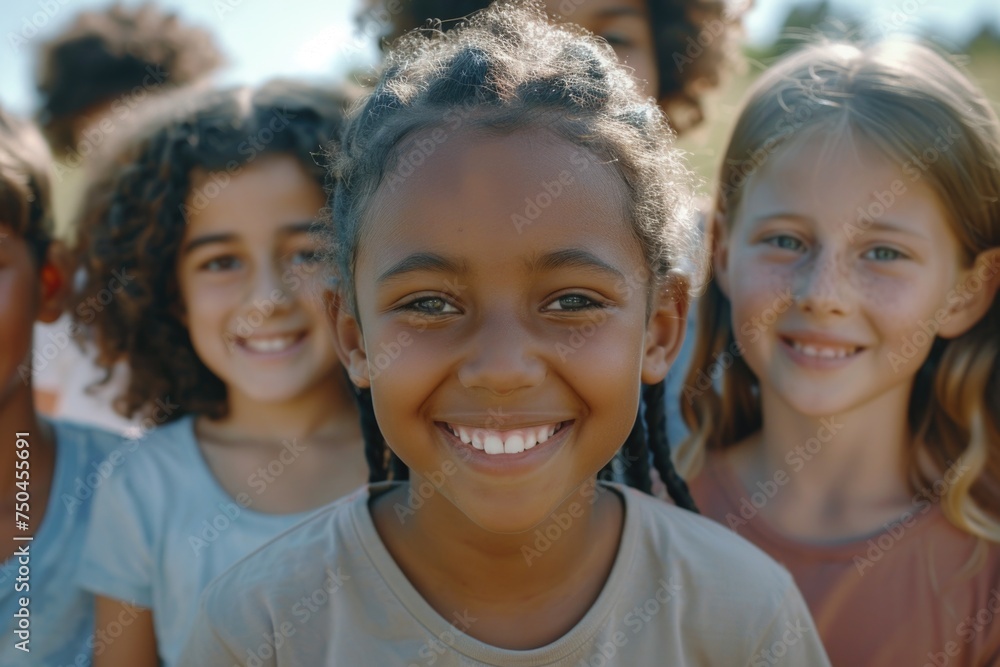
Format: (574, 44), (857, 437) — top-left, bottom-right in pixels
(765, 235), (805, 252)
(546, 294), (602, 311)
(864, 247), (905, 261)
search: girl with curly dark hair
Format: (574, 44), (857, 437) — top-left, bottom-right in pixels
(179, 4), (828, 665)
(360, 0), (746, 135)
(71, 81), (367, 667)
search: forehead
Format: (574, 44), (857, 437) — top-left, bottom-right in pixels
(182, 153), (323, 236)
(358, 126), (641, 279)
(541, 0), (650, 23)
(741, 132), (916, 219)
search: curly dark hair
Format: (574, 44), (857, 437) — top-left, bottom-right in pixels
(358, 0), (745, 134)
(72, 81), (351, 423)
(333, 0), (701, 508)
(35, 2), (224, 155)
(0, 106), (52, 266)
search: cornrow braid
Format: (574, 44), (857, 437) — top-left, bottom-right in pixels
(621, 407), (652, 494)
(644, 381), (698, 511)
(354, 387), (409, 482)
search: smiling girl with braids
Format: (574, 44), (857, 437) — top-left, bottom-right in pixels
(178, 5), (829, 665)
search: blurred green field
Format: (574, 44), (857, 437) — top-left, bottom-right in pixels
(674, 44), (1000, 194)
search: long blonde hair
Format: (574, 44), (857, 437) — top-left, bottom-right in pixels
(679, 41), (1000, 543)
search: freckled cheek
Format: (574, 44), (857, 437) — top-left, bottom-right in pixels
(728, 263), (793, 323)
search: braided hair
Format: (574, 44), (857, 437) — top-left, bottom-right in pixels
(332, 1), (700, 511)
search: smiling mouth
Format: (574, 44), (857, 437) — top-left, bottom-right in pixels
(781, 337), (863, 359)
(236, 332), (306, 354)
(439, 421), (571, 455)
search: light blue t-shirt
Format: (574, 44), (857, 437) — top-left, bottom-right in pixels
(77, 416), (322, 667)
(0, 420), (122, 667)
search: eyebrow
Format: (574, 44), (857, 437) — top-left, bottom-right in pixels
(377, 252), (467, 284)
(531, 248), (626, 280)
(855, 220), (930, 241)
(753, 213), (930, 242)
(376, 248), (626, 284)
(181, 221), (316, 255)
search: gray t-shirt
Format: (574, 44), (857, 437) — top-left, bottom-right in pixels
(77, 416), (321, 667)
(179, 482), (831, 666)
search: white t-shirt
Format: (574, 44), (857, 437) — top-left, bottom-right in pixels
(178, 482), (831, 666)
(32, 317), (139, 436)
(77, 416), (323, 667)
(0, 420), (122, 667)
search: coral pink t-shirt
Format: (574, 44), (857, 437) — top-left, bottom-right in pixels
(688, 453), (1000, 667)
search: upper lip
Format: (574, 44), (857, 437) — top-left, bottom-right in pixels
(434, 415), (575, 431)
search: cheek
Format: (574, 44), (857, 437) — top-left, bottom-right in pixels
(727, 261), (793, 327)
(0, 274), (37, 370)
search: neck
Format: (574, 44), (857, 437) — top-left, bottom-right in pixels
(381, 476), (622, 607)
(212, 374), (357, 442)
(738, 382), (915, 539)
(0, 381), (54, 496)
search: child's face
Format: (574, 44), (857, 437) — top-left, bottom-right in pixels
(0, 228), (64, 407)
(717, 132), (986, 417)
(176, 154), (339, 407)
(339, 127), (683, 533)
(541, 0), (658, 100)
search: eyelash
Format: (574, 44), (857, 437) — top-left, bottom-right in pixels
(763, 235), (908, 262)
(396, 293), (606, 316)
(863, 247), (906, 261)
(763, 235), (805, 252)
(198, 249), (319, 272)
(200, 255), (240, 272)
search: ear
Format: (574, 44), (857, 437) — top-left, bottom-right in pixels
(711, 211), (732, 301)
(938, 248), (1000, 339)
(329, 290), (370, 388)
(36, 241), (72, 324)
(641, 269), (690, 384)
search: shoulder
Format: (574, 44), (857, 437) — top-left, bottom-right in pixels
(618, 483), (795, 594)
(51, 418), (126, 460)
(199, 485), (371, 617)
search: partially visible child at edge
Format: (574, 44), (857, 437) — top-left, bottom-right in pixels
(178, 5), (830, 665)
(681, 41), (1000, 666)
(73, 81), (368, 667)
(365, 0), (749, 456)
(0, 107), (124, 665)
(30, 1), (224, 433)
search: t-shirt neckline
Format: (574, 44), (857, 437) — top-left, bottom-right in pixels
(350, 481), (639, 665)
(707, 451), (942, 561)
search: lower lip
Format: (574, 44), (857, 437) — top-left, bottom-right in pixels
(780, 338), (863, 370)
(236, 334), (307, 360)
(436, 421), (573, 474)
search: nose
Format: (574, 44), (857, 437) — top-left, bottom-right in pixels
(244, 258), (292, 317)
(793, 248), (853, 317)
(457, 313), (546, 396)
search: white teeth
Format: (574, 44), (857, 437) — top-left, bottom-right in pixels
(791, 340), (856, 359)
(242, 334), (299, 353)
(503, 434), (525, 454)
(483, 435), (504, 455)
(445, 422), (563, 455)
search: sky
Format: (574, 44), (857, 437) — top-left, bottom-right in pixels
(1, 0), (999, 115)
